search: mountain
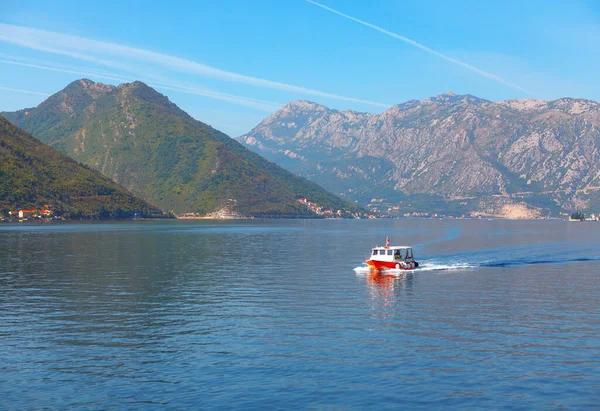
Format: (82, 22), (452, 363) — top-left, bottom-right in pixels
(237, 94), (600, 218)
(0, 117), (164, 219)
(2, 79), (365, 218)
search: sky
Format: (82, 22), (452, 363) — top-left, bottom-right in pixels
(1, 0), (600, 136)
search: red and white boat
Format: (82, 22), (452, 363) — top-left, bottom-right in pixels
(365, 237), (419, 271)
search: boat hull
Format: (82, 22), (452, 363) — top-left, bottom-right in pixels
(366, 259), (417, 271)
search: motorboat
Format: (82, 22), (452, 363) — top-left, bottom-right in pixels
(365, 237), (419, 271)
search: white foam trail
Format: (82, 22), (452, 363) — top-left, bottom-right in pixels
(353, 266), (411, 276)
(354, 261), (476, 274)
(417, 262), (476, 271)
(353, 266), (417, 274)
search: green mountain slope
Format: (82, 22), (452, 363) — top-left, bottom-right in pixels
(0, 117), (165, 219)
(3, 79), (365, 218)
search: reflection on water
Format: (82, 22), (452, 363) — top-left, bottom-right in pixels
(364, 272), (414, 315)
(1, 219), (600, 409)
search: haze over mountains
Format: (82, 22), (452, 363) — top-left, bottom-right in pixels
(2, 79), (365, 218)
(238, 93), (600, 218)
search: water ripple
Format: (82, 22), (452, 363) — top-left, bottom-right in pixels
(1, 219), (599, 409)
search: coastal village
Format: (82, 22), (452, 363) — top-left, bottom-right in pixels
(296, 197), (376, 219)
(569, 212), (600, 221)
(3, 201), (599, 221)
(3, 205), (54, 220)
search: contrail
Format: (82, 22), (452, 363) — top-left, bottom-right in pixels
(0, 23), (390, 108)
(0, 58), (280, 111)
(306, 0), (534, 96)
(151, 83), (281, 112)
(0, 58), (130, 84)
(0, 52), (122, 80)
(0, 85), (49, 97)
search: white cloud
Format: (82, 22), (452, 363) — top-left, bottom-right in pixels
(0, 23), (390, 108)
(0, 57), (280, 111)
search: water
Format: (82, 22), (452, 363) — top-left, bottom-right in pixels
(1, 219), (599, 409)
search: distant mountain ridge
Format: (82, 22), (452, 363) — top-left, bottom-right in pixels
(3, 79), (365, 218)
(238, 93), (600, 217)
(0, 117), (164, 219)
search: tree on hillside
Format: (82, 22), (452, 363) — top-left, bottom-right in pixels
(570, 212), (585, 221)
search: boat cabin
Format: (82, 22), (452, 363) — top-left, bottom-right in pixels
(370, 246), (414, 262)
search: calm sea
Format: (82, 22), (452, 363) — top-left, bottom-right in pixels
(1, 219), (599, 409)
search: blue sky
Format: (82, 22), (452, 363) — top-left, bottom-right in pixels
(1, 0), (599, 136)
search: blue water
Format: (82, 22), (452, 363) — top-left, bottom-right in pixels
(1, 219), (599, 409)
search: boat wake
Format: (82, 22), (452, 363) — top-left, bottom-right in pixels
(355, 242), (600, 276)
(481, 255), (600, 268)
(353, 267), (411, 275)
(416, 262), (476, 271)
(354, 255), (600, 274)
(353, 261), (474, 274)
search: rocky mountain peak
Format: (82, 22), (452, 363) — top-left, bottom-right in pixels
(118, 80), (150, 91)
(65, 78), (115, 98)
(382, 100), (420, 115)
(117, 80), (155, 96)
(259, 100), (333, 126)
(500, 97), (600, 116)
(498, 98), (548, 112)
(115, 81), (186, 117)
(238, 91), (600, 217)
(280, 100), (330, 113)
(426, 92), (489, 106)
(549, 98), (600, 115)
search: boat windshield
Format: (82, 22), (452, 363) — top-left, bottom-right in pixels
(397, 248), (413, 259)
(372, 248), (413, 258)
